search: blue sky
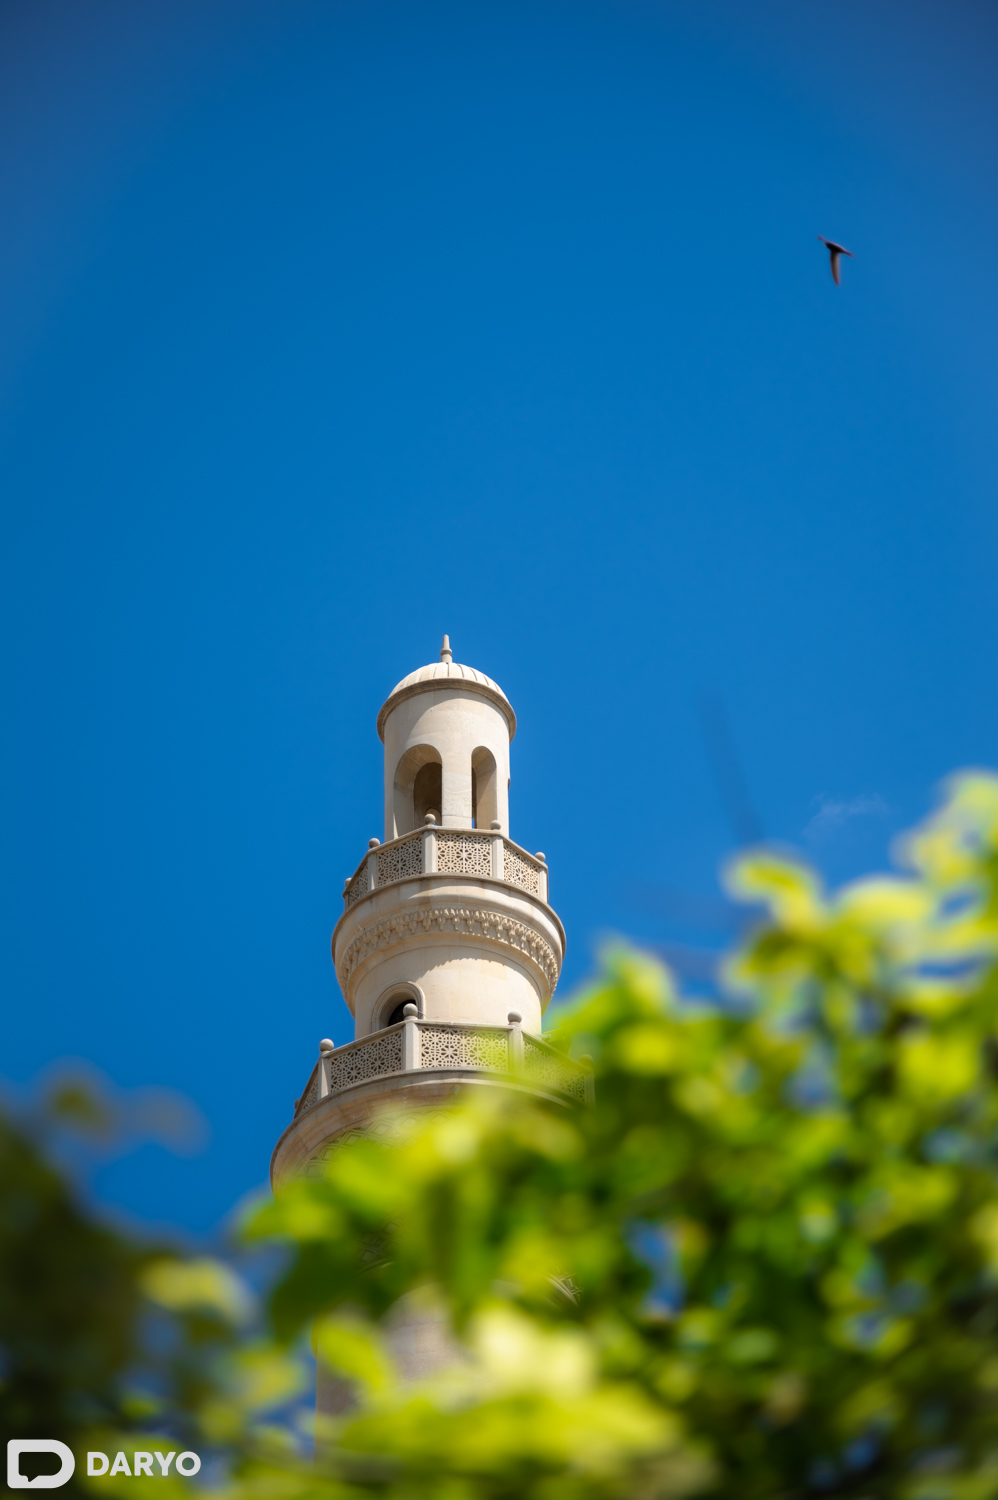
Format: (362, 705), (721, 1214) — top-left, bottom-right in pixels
(2, 0), (997, 1235)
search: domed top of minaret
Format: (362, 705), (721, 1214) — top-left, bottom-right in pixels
(376, 635), (516, 742)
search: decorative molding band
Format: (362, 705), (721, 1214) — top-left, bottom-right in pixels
(338, 905), (561, 991)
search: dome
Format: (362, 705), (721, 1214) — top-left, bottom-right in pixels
(377, 636), (516, 742)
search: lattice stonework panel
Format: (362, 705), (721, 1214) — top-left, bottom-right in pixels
(436, 832), (493, 877)
(377, 836), (423, 886)
(503, 845), (541, 895)
(419, 1025), (510, 1072)
(524, 1038), (586, 1100)
(345, 867), (368, 908)
(328, 1027), (404, 1090)
(297, 1070), (320, 1114)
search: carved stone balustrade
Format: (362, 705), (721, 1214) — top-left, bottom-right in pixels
(343, 827), (548, 909)
(271, 1015), (592, 1186)
(333, 823), (563, 1042)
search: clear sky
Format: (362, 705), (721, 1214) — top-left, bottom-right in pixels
(2, 0), (997, 1235)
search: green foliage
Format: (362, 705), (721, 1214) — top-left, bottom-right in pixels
(0, 1110), (150, 1488)
(10, 771), (998, 1500)
(235, 772), (998, 1499)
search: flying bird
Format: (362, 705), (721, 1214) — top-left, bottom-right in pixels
(818, 236), (854, 286)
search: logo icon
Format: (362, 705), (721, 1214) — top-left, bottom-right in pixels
(7, 1442), (76, 1490)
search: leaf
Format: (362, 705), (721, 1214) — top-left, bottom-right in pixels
(141, 1257), (256, 1325)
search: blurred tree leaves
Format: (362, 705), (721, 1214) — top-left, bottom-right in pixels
(0, 1110), (149, 1453)
(11, 771), (998, 1499)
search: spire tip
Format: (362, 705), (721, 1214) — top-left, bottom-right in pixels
(440, 634), (452, 664)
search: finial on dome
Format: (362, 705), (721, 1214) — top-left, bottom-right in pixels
(440, 634), (452, 664)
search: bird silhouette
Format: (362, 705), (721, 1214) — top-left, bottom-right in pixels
(818, 236), (854, 286)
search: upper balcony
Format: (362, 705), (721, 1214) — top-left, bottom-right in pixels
(342, 825), (549, 910)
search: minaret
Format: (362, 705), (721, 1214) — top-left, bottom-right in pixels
(271, 638), (587, 1186)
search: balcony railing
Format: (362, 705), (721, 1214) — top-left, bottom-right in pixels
(342, 827), (548, 910)
(293, 1015), (591, 1119)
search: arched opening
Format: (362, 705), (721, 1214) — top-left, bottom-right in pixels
(375, 983), (423, 1030)
(392, 745), (442, 837)
(471, 746), (498, 830)
(413, 761), (442, 828)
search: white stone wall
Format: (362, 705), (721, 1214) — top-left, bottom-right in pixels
(333, 867), (563, 1037)
(382, 686), (511, 840)
(353, 946), (543, 1036)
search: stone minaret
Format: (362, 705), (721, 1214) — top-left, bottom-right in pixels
(271, 637), (587, 1187)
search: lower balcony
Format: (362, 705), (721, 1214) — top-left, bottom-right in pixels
(292, 1014), (592, 1120)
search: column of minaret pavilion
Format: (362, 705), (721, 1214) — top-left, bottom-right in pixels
(271, 637), (588, 1187)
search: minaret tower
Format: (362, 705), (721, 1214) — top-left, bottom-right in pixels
(271, 638), (586, 1185)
